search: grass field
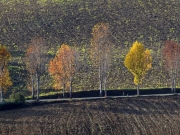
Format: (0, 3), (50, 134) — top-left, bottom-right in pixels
(2, 0), (180, 95)
(1, 1), (180, 133)
(1, 95), (180, 135)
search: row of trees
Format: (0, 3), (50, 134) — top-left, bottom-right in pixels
(1, 22), (180, 101)
(125, 40), (180, 95)
(1, 0), (180, 95)
(23, 22), (112, 100)
(24, 22), (180, 99)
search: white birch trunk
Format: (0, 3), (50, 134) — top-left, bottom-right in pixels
(0, 88), (3, 102)
(104, 55), (107, 97)
(63, 83), (65, 97)
(171, 68), (174, 93)
(36, 71), (40, 101)
(137, 84), (139, 96)
(104, 77), (107, 97)
(0, 68), (3, 102)
(173, 71), (176, 94)
(69, 77), (73, 99)
(31, 77), (34, 100)
(99, 66), (102, 97)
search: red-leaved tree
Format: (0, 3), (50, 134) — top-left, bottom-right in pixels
(25, 37), (47, 100)
(162, 40), (180, 93)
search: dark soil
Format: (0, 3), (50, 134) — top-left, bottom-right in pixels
(1, 95), (180, 135)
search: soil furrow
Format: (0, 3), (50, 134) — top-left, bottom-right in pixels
(1, 96), (180, 134)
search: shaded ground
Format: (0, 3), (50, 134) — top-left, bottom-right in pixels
(1, 95), (180, 135)
(40, 88), (180, 99)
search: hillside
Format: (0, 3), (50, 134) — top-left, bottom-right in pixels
(1, 96), (180, 134)
(1, 0), (180, 97)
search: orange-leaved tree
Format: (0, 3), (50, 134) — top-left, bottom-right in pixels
(162, 40), (180, 93)
(124, 41), (152, 96)
(90, 22), (112, 97)
(25, 37), (47, 100)
(0, 45), (12, 102)
(49, 44), (79, 98)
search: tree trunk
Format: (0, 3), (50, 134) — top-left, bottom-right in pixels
(137, 84), (140, 96)
(171, 69), (174, 93)
(99, 67), (102, 97)
(37, 77), (39, 101)
(0, 69), (4, 102)
(171, 81), (174, 93)
(36, 71), (40, 101)
(31, 77), (34, 100)
(69, 77), (73, 99)
(173, 71), (176, 94)
(104, 89), (107, 97)
(63, 83), (65, 97)
(104, 57), (107, 97)
(174, 78), (176, 94)
(99, 79), (102, 97)
(104, 77), (107, 97)
(0, 88), (3, 102)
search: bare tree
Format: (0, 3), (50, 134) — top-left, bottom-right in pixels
(69, 47), (80, 98)
(25, 37), (47, 101)
(162, 40), (180, 94)
(90, 22), (112, 97)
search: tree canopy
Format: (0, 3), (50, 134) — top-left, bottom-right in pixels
(162, 40), (180, 93)
(90, 22), (112, 96)
(124, 41), (152, 95)
(0, 45), (12, 101)
(48, 44), (76, 97)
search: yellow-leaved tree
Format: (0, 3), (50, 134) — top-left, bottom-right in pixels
(124, 41), (152, 95)
(0, 45), (12, 102)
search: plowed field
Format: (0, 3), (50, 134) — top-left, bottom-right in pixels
(1, 96), (180, 135)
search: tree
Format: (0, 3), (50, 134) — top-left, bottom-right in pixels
(49, 44), (79, 98)
(25, 37), (47, 101)
(90, 22), (112, 97)
(25, 45), (36, 100)
(162, 40), (180, 94)
(0, 45), (12, 102)
(124, 41), (152, 96)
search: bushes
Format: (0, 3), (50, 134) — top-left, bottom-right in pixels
(10, 92), (25, 103)
(0, 93), (25, 111)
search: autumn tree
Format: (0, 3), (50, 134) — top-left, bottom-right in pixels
(25, 45), (36, 100)
(25, 37), (47, 101)
(124, 41), (152, 96)
(90, 22), (112, 97)
(162, 40), (180, 94)
(0, 45), (12, 102)
(49, 44), (79, 98)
